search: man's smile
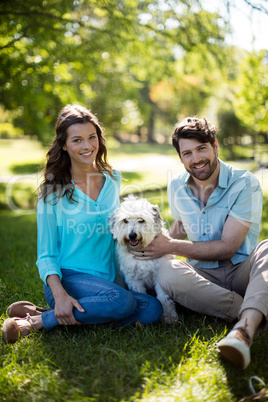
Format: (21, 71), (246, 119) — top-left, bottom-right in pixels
(192, 161), (208, 170)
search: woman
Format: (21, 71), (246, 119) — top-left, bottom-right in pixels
(2, 104), (163, 343)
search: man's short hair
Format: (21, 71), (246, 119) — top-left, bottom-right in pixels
(172, 117), (217, 157)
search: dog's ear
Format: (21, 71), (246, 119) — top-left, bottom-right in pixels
(152, 205), (165, 233)
(152, 205), (162, 223)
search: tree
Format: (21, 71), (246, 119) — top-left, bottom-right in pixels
(239, 0), (268, 14)
(119, 1), (229, 141)
(0, 0), (141, 142)
(0, 0), (229, 143)
(233, 50), (268, 135)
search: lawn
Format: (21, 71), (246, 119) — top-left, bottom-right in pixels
(0, 138), (268, 401)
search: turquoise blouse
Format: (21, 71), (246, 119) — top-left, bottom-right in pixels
(36, 171), (121, 284)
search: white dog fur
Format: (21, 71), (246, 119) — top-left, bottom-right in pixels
(109, 195), (179, 324)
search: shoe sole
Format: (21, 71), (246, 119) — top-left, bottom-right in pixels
(2, 318), (20, 344)
(7, 301), (48, 317)
(217, 344), (246, 369)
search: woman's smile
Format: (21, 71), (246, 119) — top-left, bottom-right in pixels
(79, 150), (94, 157)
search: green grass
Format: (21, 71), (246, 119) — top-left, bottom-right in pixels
(0, 139), (46, 176)
(0, 139), (177, 176)
(0, 138), (268, 401)
(0, 138), (180, 196)
(0, 193), (268, 401)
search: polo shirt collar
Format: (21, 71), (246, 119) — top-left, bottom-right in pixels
(218, 159), (228, 189)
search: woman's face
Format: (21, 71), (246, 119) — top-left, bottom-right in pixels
(63, 122), (99, 168)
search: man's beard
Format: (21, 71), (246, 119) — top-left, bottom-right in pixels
(186, 152), (219, 181)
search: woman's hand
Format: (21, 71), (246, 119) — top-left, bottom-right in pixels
(54, 292), (85, 326)
(47, 274), (85, 326)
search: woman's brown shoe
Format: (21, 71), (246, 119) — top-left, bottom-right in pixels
(2, 314), (39, 344)
(7, 301), (49, 318)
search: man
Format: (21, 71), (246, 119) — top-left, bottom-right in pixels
(132, 117), (268, 369)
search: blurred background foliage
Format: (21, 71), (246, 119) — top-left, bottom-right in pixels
(0, 0), (267, 159)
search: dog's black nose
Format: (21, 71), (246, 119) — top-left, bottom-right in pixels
(129, 232), (137, 240)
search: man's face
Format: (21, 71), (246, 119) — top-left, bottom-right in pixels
(179, 138), (219, 181)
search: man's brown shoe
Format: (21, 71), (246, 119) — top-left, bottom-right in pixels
(2, 314), (39, 344)
(217, 324), (251, 369)
(7, 301), (49, 318)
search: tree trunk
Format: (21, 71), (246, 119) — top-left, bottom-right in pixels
(147, 106), (155, 143)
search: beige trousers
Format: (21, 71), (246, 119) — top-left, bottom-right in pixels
(158, 240), (268, 328)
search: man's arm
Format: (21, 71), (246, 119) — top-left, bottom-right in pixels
(133, 215), (251, 261)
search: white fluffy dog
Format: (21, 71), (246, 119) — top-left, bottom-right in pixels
(109, 195), (179, 324)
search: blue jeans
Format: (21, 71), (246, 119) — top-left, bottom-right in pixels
(41, 269), (163, 330)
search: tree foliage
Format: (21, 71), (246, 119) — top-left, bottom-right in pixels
(233, 50), (268, 134)
(2, 0), (267, 146)
(0, 0), (230, 143)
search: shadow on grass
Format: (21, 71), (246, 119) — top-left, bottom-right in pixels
(10, 162), (42, 174)
(31, 313), (227, 401)
(121, 171), (143, 181)
(0, 183), (7, 210)
(14, 309), (268, 401)
(0, 212), (43, 301)
(0, 182), (37, 211)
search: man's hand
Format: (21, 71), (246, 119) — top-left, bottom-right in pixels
(130, 233), (173, 260)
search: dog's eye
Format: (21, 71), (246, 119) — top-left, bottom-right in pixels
(123, 218), (129, 224)
(138, 219), (145, 224)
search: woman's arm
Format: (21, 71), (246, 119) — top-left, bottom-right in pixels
(36, 198), (63, 283)
(37, 199), (85, 325)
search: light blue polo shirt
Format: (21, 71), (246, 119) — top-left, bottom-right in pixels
(36, 171), (121, 284)
(167, 159), (262, 269)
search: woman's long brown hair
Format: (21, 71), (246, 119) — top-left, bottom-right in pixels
(39, 104), (116, 204)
